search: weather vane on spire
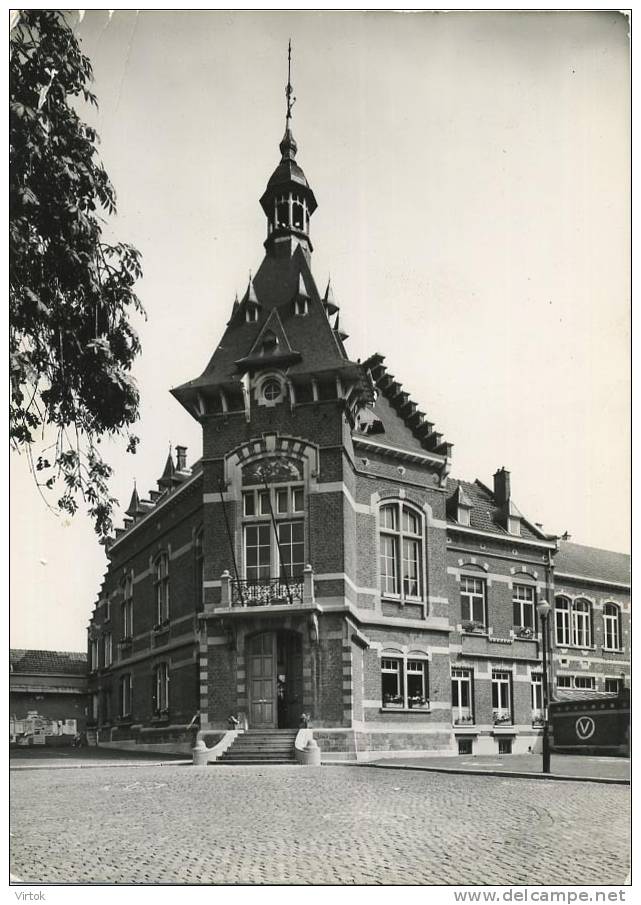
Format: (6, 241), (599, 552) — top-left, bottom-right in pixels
(286, 39), (296, 122)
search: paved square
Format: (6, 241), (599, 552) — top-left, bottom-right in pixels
(10, 765), (630, 885)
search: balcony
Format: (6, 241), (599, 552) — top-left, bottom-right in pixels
(214, 566), (315, 611)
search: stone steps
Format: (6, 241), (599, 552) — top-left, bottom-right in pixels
(216, 730), (298, 766)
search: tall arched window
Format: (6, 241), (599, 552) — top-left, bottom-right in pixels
(153, 662), (169, 716)
(603, 603), (621, 651)
(572, 598), (592, 648)
(194, 530), (204, 611)
(379, 501), (423, 602)
(121, 573), (134, 641)
(555, 596), (570, 646)
(154, 553), (170, 627)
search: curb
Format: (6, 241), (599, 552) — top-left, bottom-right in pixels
(10, 759), (192, 772)
(360, 762), (630, 785)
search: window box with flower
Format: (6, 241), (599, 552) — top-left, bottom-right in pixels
(515, 626), (535, 640)
(461, 620), (486, 634)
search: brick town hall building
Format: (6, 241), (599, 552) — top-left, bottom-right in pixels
(87, 76), (630, 761)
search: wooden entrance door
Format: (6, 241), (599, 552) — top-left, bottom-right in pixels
(249, 632), (277, 727)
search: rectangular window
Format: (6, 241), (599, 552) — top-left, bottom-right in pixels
(120, 674), (132, 718)
(461, 577), (486, 626)
(243, 492), (255, 516)
(572, 603), (592, 648)
(555, 601), (571, 646)
(277, 521), (305, 578)
(103, 633), (112, 668)
(154, 663), (169, 713)
(498, 738), (513, 755)
(531, 673), (543, 722)
(574, 675), (596, 690)
(121, 600), (133, 640)
(381, 658), (403, 708)
(604, 677), (622, 694)
(276, 489), (288, 514)
(451, 668), (473, 724)
(512, 584), (535, 630)
(492, 671), (512, 723)
(259, 490), (271, 516)
(380, 534), (399, 596)
(245, 524), (271, 581)
(406, 660), (428, 708)
(458, 737), (473, 755)
(90, 639), (99, 671)
(155, 556), (170, 625)
(101, 688), (111, 723)
(556, 675), (572, 688)
(104, 598), (111, 622)
(292, 488), (304, 513)
(402, 539), (421, 598)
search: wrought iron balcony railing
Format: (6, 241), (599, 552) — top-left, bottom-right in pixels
(217, 566), (315, 608)
(231, 576), (304, 607)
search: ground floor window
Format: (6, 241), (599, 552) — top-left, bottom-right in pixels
(557, 675), (572, 688)
(451, 668), (474, 724)
(153, 663), (169, 715)
(458, 737), (473, 755)
(119, 674), (132, 718)
(531, 673), (543, 724)
(492, 670), (512, 724)
(573, 675), (596, 690)
(604, 677), (623, 694)
(381, 655), (429, 710)
(498, 737), (513, 755)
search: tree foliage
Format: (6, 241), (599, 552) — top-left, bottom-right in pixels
(10, 10), (145, 538)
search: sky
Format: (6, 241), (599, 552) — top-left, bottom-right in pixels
(10, 10), (630, 651)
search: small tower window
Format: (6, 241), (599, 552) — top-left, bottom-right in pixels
(261, 330), (279, 355)
(246, 306), (259, 324)
(294, 298), (308, 316)
(292, 196), (305, 231)
(277, 197), (289, 229)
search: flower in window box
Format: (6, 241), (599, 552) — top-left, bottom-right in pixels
(493, 711), (512, 725)
(462, 620), (485, 634)
(454, 715), (473, 725)
(516, 626), (534, 639)
(383, 693), (403, 707)
(408, 696), (427, 708)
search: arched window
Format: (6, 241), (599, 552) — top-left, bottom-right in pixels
(276, 196), (289, 229)
(153, 662), (169, 716)
(154, 553), (170, 627)
(121, 573), (133, 641)
(195, 530), (204, 611)
(379, 501), (423, 602)
(572, 598), (592, 648)
(555, 596), (570, 646)
(603, 603), (621, 651)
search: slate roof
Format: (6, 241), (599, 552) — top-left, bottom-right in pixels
(10, 649), (87, 676)
(446, 478), (547, 541)
(555, 541), (630, 586)
(172, 245), (357, 402)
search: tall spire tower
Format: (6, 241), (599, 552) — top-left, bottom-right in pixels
(259, 41), (317, 260)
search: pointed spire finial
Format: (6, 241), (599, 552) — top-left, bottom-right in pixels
(286, 39), (295, 122)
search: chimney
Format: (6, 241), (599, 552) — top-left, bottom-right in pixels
(493, 467), (511, 506)
(175, 446), (188, 472)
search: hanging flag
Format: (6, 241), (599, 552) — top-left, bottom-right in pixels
(241, 372), (251, 423)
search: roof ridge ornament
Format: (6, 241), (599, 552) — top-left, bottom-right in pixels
(280, 40), (298, 161)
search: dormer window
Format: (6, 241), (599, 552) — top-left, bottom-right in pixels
(294, 298), (308, 316)
(508, 516), (521, 536)
(458, 507), (471, 527)
(261, 330), (279, 355)
(246, 306), (259, 324)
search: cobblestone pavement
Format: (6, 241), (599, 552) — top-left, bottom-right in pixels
(374, 754), (630, 781)
(10, 765), (630, 885)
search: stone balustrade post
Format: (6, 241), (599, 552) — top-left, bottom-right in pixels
(303, 564), (314, 604)
(220, 570), (231, 607)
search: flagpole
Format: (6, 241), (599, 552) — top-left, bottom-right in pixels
(218, 479), (245, 607)
(261, 475), (293, 606)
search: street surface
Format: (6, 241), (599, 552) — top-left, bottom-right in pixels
(374, 753), (630, 781)
(10, 764), (630, 885)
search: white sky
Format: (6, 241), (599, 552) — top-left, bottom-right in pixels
(10, 10), (630, 651)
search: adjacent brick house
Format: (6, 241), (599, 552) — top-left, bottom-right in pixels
(86, 92), (630, 759)
(10, 649), (88, 743)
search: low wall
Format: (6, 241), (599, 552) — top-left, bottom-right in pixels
(312, 727), (455, 762)
(96, 723), (201, 756)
